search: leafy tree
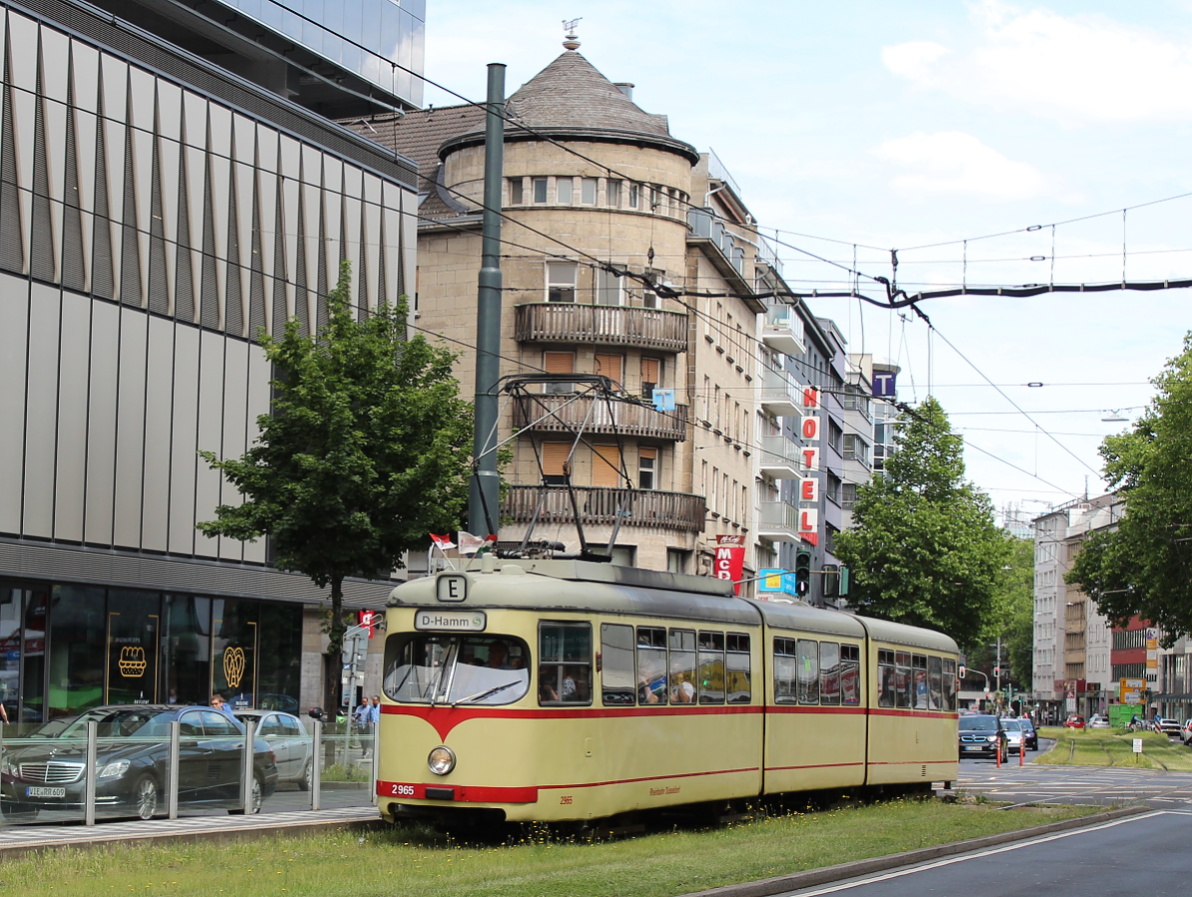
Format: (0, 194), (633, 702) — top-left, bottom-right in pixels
(834, 396), (1009, 651)
(968, 535), (1033, 691)
(1066, 333), (1192, 644)
(198, 263), (473, 711)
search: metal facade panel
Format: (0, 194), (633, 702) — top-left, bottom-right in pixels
(167, 323), (200, 556)
(0, 273), (28, 535)
(22, 282), (61, 538)
(53, 288), (91, 543)
(112, 308), (148, 547)
(84, 298), (119, 544)
(192, 329), (226, 559)
(141, 314), (174, 552)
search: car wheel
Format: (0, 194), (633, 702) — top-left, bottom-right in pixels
(228, 775), (264, 815)
(134, 774), (159, 820)
(298, 759), (312, 792)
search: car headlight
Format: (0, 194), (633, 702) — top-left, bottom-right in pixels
(97, 760), (131, 779)
(986, 735), (999, 743)
(427, 745), (455, 776)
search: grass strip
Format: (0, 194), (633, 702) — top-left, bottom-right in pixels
(1036, 726), (1192, 770)
(3, 799), (1098, 897)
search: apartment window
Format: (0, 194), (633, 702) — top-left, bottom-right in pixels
(606, 179), (622, 207)
(542, 442), (570, 485)
(667, 548), (690, 574)
(508, 177), (524, 205)
(843, 434), (870, 465)
(543, 351), (575, 395)
(639, 447), (658, 490)
(825, 472), (841, 505)
(628, 183), (639, 208)
(594, 353), (623, 390)
(547, 261), (577, 303)
(557, 177), (573, 203)
(595, 267), (622, 306)
(827, 421), (843, 453)
(581, 178), (597, 204)
(641, 358), (661, 398)
(842, 482), (857, 510)
(593, 444), (622, 488)
(533, 177), (549, 203)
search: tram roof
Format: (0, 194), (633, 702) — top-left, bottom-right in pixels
(388, 561), (957, 652)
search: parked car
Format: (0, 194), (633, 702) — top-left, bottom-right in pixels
(1153, 717), (1182, 736)
(1088, 714), (1111, 729)
(1001, 718), (1025, 755)
(958, 714), (1007, 758)
(0, 705), (278, 821)
(234, 710), (313, 790)
(1018, 716), (1039, 750)
(1063, 715), (1086, 729)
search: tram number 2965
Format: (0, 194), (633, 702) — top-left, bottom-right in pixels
(390, 784), (416, 796)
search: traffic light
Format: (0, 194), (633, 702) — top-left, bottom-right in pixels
(838, 565), (850, 597)
(794, 550), (812, 596)
(822, 563), (839, 597)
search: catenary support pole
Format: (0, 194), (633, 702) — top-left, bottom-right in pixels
(469, 63), (506, 536)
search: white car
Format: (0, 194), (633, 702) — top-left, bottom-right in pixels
(1088, 714), (1111, 729)
(234, 710), (314, 790)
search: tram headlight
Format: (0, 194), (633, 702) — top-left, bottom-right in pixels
(428, 745), (456, 776)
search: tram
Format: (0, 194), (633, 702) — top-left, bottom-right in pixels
(376, 558), (959, 826)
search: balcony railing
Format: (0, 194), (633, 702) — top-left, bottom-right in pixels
(503, 485), (706, 533)
(758, 435), (801, 479)
(762, 305), (806, 356)
(756, 500), (800, 542)
(514, 303), (687, 353)
(687, 208), (746, 279)
(513, 394), (688, 441)
(760, 365), (802, 417)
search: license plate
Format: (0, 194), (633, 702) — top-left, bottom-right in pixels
(963, 745), (984, 751)
(25, 786), (66, 798)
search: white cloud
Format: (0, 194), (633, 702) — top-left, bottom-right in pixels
(882, 0), (1192, 123)
(873, 131), (1050, 201)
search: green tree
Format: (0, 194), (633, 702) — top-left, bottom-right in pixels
(1066, 333), (1192, 644)
(198, 263), (473, 711)
(834, 396), (1008, 651)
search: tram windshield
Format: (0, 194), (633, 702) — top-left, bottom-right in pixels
(383, 635), (530, 706)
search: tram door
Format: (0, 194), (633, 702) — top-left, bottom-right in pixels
(105, 600), (160, 705)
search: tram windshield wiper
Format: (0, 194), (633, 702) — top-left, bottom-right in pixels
(452, 680), (521, 707)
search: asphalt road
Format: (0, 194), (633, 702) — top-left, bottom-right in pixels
(770, 810), (1191, 896)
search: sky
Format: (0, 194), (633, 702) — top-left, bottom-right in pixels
(417, 1), (1192, 528)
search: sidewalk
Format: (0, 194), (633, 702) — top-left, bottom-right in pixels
(0, 805), (382, 858)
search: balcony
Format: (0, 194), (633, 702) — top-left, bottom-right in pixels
(514, 303), (687, 353)
(502, 485), (706, 533)
(687, 208), (753, 298)
(760, 365), (802, 417)
(762, 305), (806, 356)
(758, 435), (801, 479)
(513, 394), (688, 441)
(756, 500), (800, 542)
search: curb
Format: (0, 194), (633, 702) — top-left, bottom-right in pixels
(685, 805), (1150, 897)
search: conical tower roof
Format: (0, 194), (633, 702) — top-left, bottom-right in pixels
(441, 49), (699, 163)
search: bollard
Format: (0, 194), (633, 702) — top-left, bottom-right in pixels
(996, 740), (1002, 768)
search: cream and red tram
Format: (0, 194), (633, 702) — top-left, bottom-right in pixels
(377, 559), (959, 826)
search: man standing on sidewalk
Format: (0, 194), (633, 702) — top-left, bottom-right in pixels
(362, 695), (380, 757)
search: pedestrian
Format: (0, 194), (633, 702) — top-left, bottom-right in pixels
(209, 694), (235, 719)
(0, 700), (8, 726)
(362, 694), (381, 757)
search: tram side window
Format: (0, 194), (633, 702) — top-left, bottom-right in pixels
(600, 623), (636, 705)
(820, 641), (841, 706)
(912, 654), (929, 709)
(942, 658), (958, 711)
(773, 637), (796, 703)
(637, 626), (668, 705)
(841, 644), (860, 705)
(878, 649), (896, 708)
(539, 622), (592, 704)
(797, 639), (819, 704)
(726, 633), (751, 703)
(669, 629), (697, 703)
(895, 650), (912, 709)
(699, 631), (726, 704)
(928, 656), (943, 710)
